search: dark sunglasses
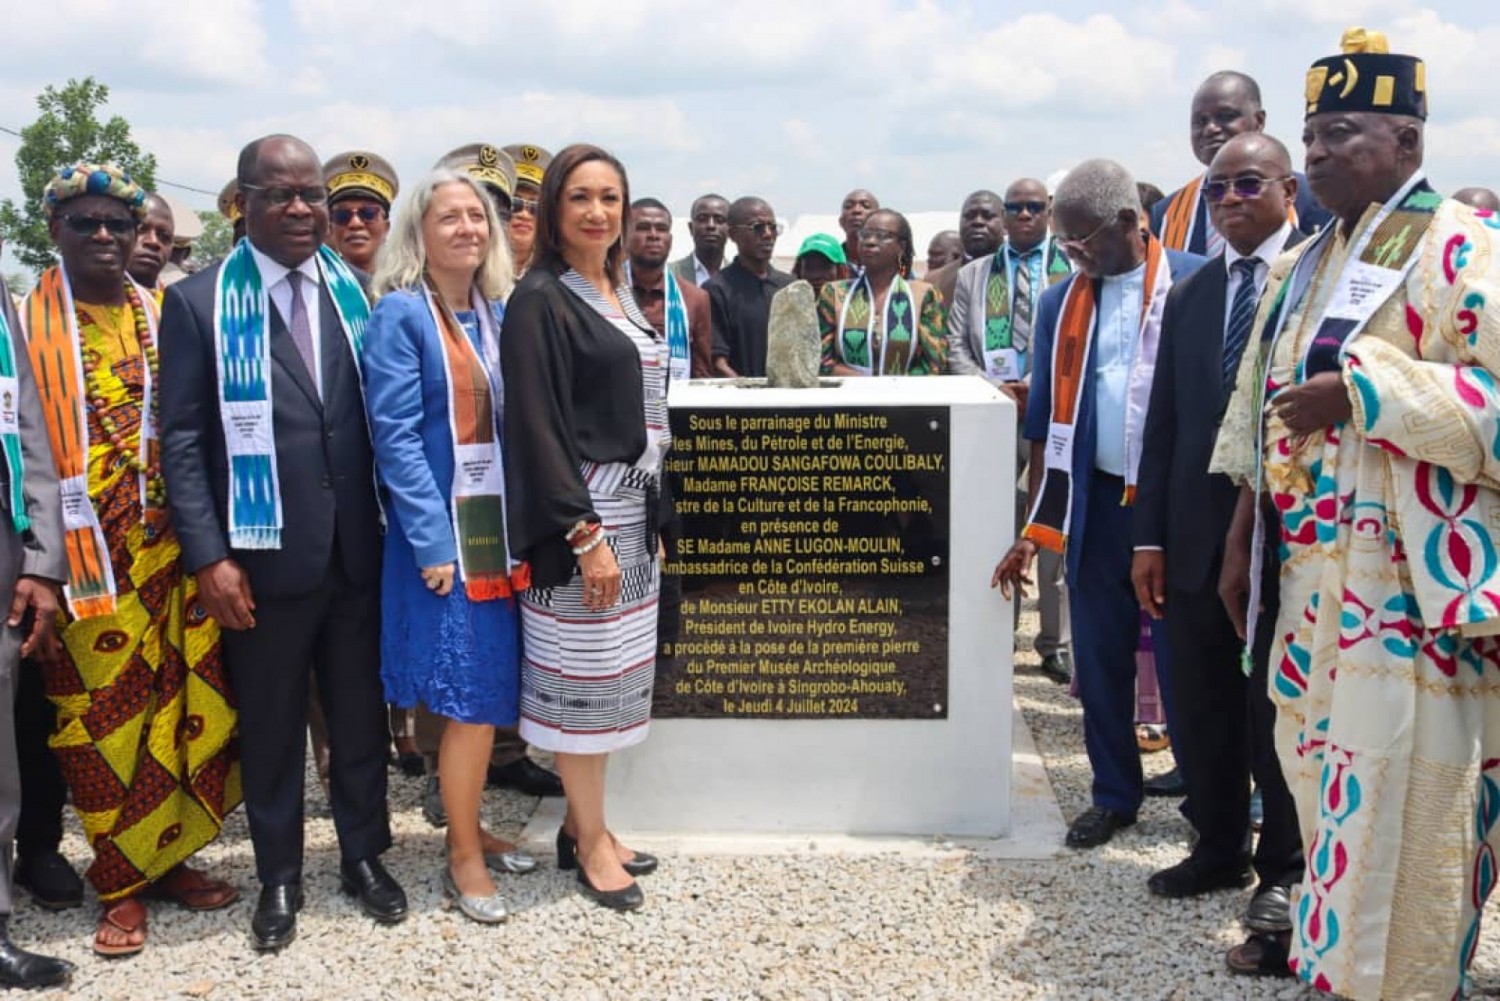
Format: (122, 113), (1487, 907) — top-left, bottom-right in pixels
(241, 183), (329, 207)
(1004, 200), (1048, 217)
(60, 215), (135, 236)
(511, 196), (540, 216)
(732, 221), (784, 237)
(1204, 175), (1292, 203)
(331, 205), (386, 225)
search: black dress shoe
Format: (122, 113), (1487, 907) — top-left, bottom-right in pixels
(251, 883), (303, 951)
(14, 850), (84, 910)
(556, 829), (659, 877)
(1244, 884), (1294, 933)
(1143, 767), (1187, 798)
(1065, 806), (1136, 849)
(1148, 855), (1255, 898)
(576, 867), (644, 911)
(0, 929), (74, 990)
(339, 858), (408, 925)
(1038, 652), (1073, 685)
(487, 757), (564, 797)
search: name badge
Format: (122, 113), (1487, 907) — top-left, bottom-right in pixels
(984, 348), (1021, 382)
(0, 376), (18, 436)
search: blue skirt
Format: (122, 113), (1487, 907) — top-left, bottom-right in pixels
(380, 512), (521, 727)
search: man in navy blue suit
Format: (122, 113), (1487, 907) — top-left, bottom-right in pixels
(994, 159), (1203, 849)
(1151, 71), (1329, 258)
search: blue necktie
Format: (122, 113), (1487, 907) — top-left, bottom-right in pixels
(1222, 257), (1260, 391)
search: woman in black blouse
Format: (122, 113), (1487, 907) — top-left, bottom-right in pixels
(501, 144), (669, 911)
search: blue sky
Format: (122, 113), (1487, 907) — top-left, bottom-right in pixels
(2, 0), (1496, 262)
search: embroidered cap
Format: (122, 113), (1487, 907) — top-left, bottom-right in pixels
(323, 150), (399, 208)
(435, 144), (517, 204)
(501, 143), (552, 188)
(43, 162), (148, 221)
(1306, 27), (1427, 120)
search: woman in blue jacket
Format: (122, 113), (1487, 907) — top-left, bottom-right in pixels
(363, 168), (533, 924)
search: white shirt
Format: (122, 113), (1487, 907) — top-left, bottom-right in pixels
(1222, 222), (1293, 334)
(1093, 264), (1145, 476)
(692, 255), (712, 287)
(249, 243), (324, 399)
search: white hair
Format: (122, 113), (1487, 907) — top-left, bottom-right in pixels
(371, 168), (514, 301)
(1053, 159), (1143, 225)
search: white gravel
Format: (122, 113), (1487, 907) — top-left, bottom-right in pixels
(12, 603), (1500, 999)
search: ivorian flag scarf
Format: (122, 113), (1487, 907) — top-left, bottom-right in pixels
(1023, 234), (1172, 553)
(22, 264), (160, 617)
(0, 299), (29, 535)
(212, 238), (369, 550)
(421, 282), (529, 600)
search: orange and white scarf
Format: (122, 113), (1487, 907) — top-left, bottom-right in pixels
(1022, 235), (1171, 553)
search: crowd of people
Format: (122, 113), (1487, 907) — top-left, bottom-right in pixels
(0, 23), (1495, 1001)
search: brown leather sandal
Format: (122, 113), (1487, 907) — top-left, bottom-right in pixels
(140, 864), (240, 912)
(94, 897), (147, 958)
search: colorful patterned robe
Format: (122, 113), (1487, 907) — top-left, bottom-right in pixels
(817, 279), (947, 376)
(1213, 198), (1500, 1000)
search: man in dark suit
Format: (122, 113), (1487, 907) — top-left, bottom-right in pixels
(1150, 71), (1329, 256)
(993, 160), (1203, 849)
(1132, 132), (1303, 972)
(159, 134), (405, 951)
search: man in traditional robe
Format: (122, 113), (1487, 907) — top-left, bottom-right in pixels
(1151, 71), (1329, 256)
(993, 160), (1202, 849)
(1212, 28), (1500, 995)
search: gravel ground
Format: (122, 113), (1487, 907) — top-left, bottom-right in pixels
(13, 605), (1500, 1000)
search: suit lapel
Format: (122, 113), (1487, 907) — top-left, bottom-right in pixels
(319, 283), (350, 408)
(268, 300), (322, 411)
(1197, 259), (1230, 400)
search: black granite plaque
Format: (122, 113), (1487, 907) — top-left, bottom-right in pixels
(658, 406), (949, 719)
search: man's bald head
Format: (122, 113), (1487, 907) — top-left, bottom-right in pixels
(1455, 187), (1500, 212)
(1215, 132), (1292, 175)
(1206, 132), (1298, 256)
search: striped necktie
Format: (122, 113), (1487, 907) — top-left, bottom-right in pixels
(1010, 249), (1034, 355)
(1222, 257), (1260, 390)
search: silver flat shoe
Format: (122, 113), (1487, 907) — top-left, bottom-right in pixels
(440, 867), (508, 924)
(484, 849), (537, 875)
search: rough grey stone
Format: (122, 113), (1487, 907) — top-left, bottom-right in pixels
(765, 280), (821, 389)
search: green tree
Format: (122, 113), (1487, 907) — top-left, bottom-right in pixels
(0, 77), (156, 274)
(192, 210), (234, 267)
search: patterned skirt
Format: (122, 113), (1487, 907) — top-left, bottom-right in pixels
(519, 473), (659, 754)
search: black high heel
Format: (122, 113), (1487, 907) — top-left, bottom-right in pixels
(555, 829), (659, 876)
(575, 867), (643, 911)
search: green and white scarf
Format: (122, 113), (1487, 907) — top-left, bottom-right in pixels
(836, 272), (918, 376)
(980, 238), (1071, 381)
(0, 304), (29, 533)
(212, 239), (370, 549)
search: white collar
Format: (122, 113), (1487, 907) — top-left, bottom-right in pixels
(248, 242), (322, 288)
(1224, 222), (1293, 271)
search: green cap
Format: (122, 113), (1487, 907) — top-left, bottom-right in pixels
(797, 233), (847, 265)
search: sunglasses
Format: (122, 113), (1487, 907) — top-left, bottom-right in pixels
(1204, 175), (1292, 203)
(241, 183), (329, 207)
(331, 205), (386, 225)
(511, 196), (540, 216)
(732, 221), (784, 237)
(1004, 200), (1048, 217)
(60, 215), (135, 236)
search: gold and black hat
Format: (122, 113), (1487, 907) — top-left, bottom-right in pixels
(1306, 27), (1427, 120)
(323, 151), (399, 208)
(218, 179), (241, 222)
(501, 144), (551, 188)
(435, 144), (517, 202)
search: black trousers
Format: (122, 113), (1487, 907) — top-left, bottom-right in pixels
(222, 559), (390, 886)
(14, 658), (65, 858)
(1163, 572), (1302, 889)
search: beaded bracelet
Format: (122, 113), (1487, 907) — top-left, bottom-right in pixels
(566, 519), (601, 544)
(572, 532), (606, 557)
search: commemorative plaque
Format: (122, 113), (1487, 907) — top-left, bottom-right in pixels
(659, 406), (949, 719)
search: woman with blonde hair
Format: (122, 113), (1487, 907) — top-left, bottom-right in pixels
(363, 168), (534, 924)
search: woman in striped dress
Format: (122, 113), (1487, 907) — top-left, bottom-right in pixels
(501, 145), (668, 911)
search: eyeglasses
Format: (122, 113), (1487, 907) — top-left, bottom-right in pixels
(60, 215), (135, 236)
(331, 205), (386, 225)
(241, 183), (329, 207)
(1054, 216), (1117, 251)
(511, 196), (540, 217)
(1004, 200), (1048, 217)
(1203, 175), (1293, 203)
(731, 221), (784, 237)
(857, 227), (901, 244)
